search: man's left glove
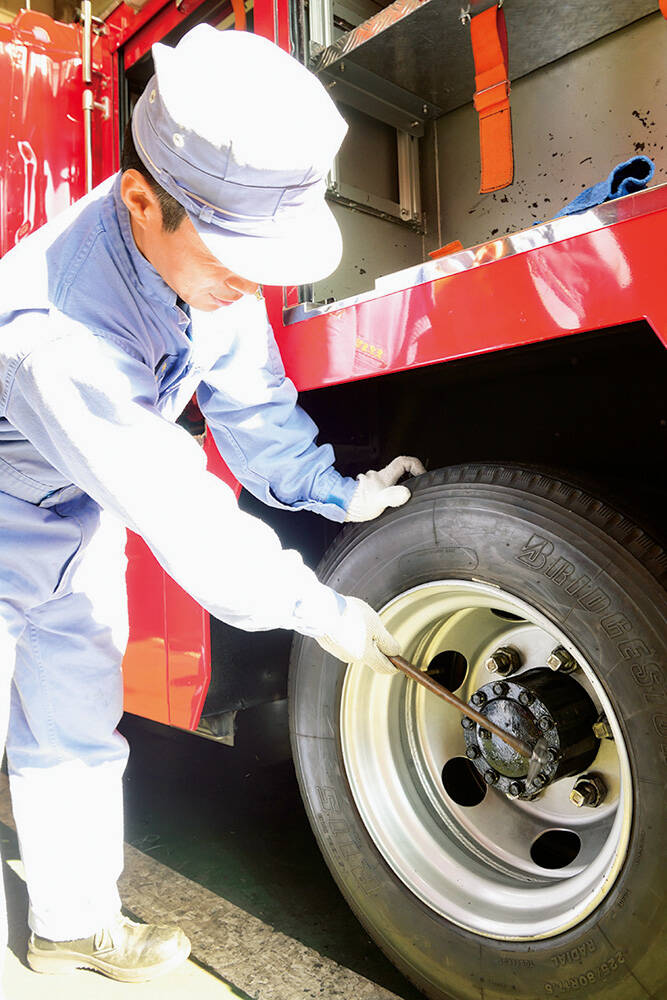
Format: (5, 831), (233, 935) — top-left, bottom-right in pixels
(345, 456), (426, 522)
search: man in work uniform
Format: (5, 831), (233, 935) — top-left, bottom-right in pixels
(0, 25), (424, 984)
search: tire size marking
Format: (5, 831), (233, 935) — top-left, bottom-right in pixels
(544, 952), (625, 993)
(315, 785), (381, 897)
(516, 534), (666, 754)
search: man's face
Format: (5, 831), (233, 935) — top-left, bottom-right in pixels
(121, 170), (259, 311)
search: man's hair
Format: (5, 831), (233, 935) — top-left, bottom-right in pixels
(121, 120), (187, 233)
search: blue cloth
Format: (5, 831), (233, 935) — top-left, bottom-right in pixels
(554, 156), (654, 218)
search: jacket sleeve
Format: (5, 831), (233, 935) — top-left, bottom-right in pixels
(5, 317), (344, 636)
(194, 295), (356, 522)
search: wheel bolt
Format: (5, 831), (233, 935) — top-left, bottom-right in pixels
(547, 645), (578, 673)
(547, 748), (559, 763)
(483, 769), (498, 784)
(478, 728), (491, 740)
(471, 691), (487, 707)
(485, 646), (522, 677)
(538, 716), (553, 732)
(518, 690), (534, 707)
(508, 781), (524, 797)
(466, 745), (480, 759)
(570, 773), (607, 808)
(492, 681), (508, 697)
(532, 772), (548, 789)
(461, 717), (474, 730)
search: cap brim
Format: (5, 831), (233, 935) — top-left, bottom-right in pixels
(191, 197), (342, 286)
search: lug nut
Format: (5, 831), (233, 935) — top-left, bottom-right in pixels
(483, 769), (499, 784)
(570, 773), (607, 808)
(461, 716), (474, 730)
(547, 646), (578, 673)
(492, 681), (508, 697)
(471, 691), (487, 707)
(538, 716), (553, 732)
(466, 745), (480, 759)
(593, 714), (614, 740)
(547, 748), (559, 763)
(532, 772), (548, 789)
(518, 690), (534, 707)
(508, 781), (524, 797)
(478, 728), (491, 740)
(485, 646), (522, 677)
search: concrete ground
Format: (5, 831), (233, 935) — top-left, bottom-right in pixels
(0, 714), (425, 1000)
(1, 816), (246, 999)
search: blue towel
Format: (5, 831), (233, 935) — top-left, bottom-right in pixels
(554, 156), (654, 218)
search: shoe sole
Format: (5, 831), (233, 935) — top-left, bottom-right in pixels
(27, 938), (191, 984)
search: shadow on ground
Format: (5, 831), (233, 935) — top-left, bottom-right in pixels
(119, 713), (425, 1000)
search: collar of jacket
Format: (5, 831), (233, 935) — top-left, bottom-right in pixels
(108, 173), (178, 311)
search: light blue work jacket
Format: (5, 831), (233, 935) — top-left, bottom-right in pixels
(0, 174), (354, 516)
(0, 175), (355, 635)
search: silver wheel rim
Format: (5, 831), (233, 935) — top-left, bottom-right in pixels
(340, 581), (632, 941)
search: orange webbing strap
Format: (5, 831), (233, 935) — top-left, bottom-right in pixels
(661, 0), (667, 19)
(470, 4), (514, 193)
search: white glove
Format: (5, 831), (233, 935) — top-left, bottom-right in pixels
(315, 596), (400, 675)
(345, 456), (426, 522)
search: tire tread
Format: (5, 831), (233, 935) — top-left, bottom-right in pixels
(323, 463), (666, 590)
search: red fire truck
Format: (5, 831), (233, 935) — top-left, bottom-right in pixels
(0, 1), (665, 997)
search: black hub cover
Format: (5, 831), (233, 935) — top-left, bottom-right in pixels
(477, 699), (540, 778)
(462, 668), (599, 798)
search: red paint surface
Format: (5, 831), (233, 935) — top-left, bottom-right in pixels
(122, 0), (209, 69)
(271, 202), (667, 391)
(0, 11), (115, 258)
(123, 531), (170, 721)
(105, 0), (181, 52)
(0, 13), (84, 254)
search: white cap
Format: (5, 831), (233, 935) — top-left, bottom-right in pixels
(131, 26), (348, 285)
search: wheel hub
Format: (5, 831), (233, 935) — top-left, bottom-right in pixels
(340, 581), (632, 941)
(463, 668), (599, 798)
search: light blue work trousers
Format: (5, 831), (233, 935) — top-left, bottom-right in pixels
(0, 488), (129, 951)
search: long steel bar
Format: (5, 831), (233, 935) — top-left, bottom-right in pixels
(388, 654), (533, 759)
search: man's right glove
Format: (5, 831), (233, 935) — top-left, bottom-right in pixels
(314, 596), (399, 675)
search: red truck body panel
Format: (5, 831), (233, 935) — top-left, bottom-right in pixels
(270, 192), (667, 390)
(0, 0), (664, 731)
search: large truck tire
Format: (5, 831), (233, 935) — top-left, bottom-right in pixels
(289, 464), (666, 1000)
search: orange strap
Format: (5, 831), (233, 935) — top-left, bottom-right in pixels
(429, 240), (464, 260)
(231, 0), (247, 29)
(661, 0), (667, 18)
(470, 5), (514, 193)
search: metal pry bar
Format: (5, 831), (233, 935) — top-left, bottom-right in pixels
(388, 653), (544, 766)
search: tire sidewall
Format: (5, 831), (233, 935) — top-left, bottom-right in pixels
(290, 476), (666, 1000)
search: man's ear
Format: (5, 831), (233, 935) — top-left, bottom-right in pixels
(120, 170), (161, 231)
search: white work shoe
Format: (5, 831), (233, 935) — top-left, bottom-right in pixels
(27, 914), (191, 983)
